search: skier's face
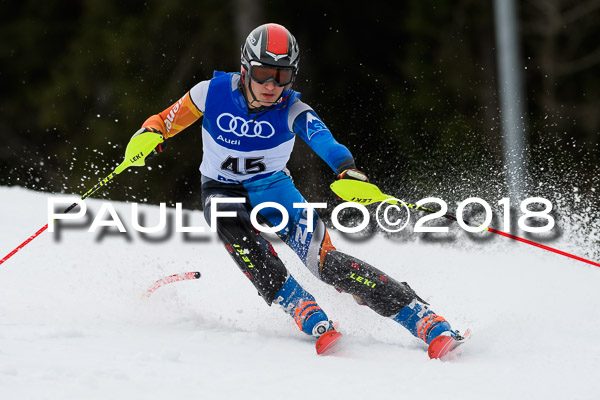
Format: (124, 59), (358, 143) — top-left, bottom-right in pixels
(247, 79), (284, 108)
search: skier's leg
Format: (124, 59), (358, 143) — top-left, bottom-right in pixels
(240, 172), (457, 344)
(201, 177), (331, 337)
(241, 174), (457, 344)
(319, 250), (456, 344)
(205, 197), (287, 304)
(272, 274), (334, 337)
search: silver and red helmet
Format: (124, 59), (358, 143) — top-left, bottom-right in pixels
(241, 23), (299, 90)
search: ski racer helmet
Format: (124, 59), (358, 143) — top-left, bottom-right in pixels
(241, 23), (299, 91)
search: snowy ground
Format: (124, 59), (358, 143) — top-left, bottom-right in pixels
(1, 186), (599, 400)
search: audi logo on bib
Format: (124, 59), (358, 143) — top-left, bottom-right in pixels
(216, 113), (276, 138)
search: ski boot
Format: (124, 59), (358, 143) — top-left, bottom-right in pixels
(393, 298), (469, 359)
(274, 275), (342, 355)
(314, 320), (342, 355)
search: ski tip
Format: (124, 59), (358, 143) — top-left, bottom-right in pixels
(315, 331), (342, 355)
(428, 329), (471, 360)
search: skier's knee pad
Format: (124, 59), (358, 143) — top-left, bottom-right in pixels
(320, 250), (419, 316)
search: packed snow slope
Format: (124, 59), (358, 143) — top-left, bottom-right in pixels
(0, 186), (599, 400)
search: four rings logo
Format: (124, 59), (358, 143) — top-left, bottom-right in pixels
(216, 113), (276, 139)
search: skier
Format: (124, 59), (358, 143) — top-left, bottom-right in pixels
(131, 23), (466, 356)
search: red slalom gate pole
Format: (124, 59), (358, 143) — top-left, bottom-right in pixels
(486, 227), (600, 268)
(331, 181), (600, 268)
(396, 200), (600, 268)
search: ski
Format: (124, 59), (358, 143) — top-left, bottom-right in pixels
(315, 331), (343, 355)
(428, 329), (471, 359)
(142, 271), (201, 298)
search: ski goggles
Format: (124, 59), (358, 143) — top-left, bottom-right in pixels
(248, 64), (295, 87)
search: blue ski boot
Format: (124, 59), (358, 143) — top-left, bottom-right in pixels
(273, 275), (334, 337)
(392, 298), (457, 344)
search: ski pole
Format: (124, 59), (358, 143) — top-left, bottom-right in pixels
(398, 200), (600, 268)
(0, 131), (164, 267)
(0, 163), (127, 267)
(330, 180), (600, 268)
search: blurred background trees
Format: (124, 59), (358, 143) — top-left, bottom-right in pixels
(1, 0), (599, 211)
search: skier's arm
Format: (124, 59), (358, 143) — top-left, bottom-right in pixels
(291, 107), (356, 174)
(141, 90), (203, 139)
(131, 80), (208, 161)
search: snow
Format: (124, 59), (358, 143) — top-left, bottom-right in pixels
(1, 186), (599, 399)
